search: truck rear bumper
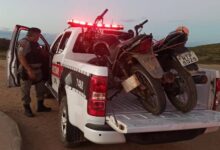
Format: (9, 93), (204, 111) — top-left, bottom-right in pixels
(84, 124), (126, 144)
(84, 122), (219, 144)
(125, 128), (206, 144)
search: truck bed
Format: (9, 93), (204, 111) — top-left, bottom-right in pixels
(106, 90), (220, 134)
(107, 90), (207, 113)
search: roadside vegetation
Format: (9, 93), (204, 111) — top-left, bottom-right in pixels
(190, 43), (220, 64)
(0, 38), (10, 59)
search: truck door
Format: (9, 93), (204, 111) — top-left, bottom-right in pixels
(50, 31), (71, 93)
(7, 25), (49, 87)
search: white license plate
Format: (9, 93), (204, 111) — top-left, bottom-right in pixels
(176, 51), (198, 66)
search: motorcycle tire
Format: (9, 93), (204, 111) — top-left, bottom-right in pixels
(165, 60), (197, 113)
(130, 64), (166, 115)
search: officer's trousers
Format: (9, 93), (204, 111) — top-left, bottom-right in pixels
(20, 80), (46, 105)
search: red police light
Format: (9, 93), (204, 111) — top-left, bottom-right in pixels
(79, 21), (86, 25)
(72, 19), (80, 24)
(97, 23), (103, 27)
(112, 24), (118, 28)
(87, 22), (93, 26)
(104, 24), (111, 28)
(67, 19), (124, 30)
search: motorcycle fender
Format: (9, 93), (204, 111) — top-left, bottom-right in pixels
(132, 54), (164, 79)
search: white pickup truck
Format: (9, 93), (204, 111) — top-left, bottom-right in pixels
(7, 23), (220, 147)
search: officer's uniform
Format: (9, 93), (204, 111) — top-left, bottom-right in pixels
(18, 37), (46, 105)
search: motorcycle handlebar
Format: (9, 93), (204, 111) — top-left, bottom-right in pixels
(139, 19), (148, 27)
(95, 9), (108, 23)
(135, 19), (148, 35)
(99, 9), (108, 19)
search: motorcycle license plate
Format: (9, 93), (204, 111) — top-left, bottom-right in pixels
(176, 51), (198, 67)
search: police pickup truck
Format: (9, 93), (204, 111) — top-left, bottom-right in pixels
(7, 21), (220, 147)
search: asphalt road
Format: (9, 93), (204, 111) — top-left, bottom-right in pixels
(1, 60), (220, 150)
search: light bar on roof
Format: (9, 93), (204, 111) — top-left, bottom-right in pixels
(104, 24), (111, 28)
(67, 19), (124, 30)
(87, 22), (93, 26)
(80, 21), (86, 25)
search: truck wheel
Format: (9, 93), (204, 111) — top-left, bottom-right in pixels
(59, 96), (85, 147)
(131, 65), (166, 115)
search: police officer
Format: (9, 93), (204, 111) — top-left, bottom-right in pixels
(18, 27), (51, 117)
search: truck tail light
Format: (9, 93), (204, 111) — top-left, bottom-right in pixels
(88, 75), (107, 116)
(213, 78), (220, 110)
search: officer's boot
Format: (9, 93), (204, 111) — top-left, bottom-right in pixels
(37, 100), (51, 112)
(23, 104), (34, 117)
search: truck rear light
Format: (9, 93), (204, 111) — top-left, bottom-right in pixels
(88, 100), (106, 116)
(67, 19), (124, 30)
(91, 92), (106, 100)
(88, 75), (107, 116)
(213, 78), (220, 110)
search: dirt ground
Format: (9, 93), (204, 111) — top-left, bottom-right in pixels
(0, 60), (66, 150)
(1, 59), (220, 150)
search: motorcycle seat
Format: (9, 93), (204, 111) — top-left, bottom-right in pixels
(154, 31), (188, 51)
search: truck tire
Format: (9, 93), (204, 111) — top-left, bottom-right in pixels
(165, 61), (197, 112)
(59, 96), (85, 147)
(131, 65), (166, 115)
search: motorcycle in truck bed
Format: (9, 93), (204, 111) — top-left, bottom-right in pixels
(7, 10), (220, 146)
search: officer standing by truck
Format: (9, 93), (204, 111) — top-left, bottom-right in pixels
(17, 27), (51, 117)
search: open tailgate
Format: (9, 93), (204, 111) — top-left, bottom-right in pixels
(106, 93), (220, 134)
(106, 110), (220, 133)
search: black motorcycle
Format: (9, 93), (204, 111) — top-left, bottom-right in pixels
(87, 10), (167, 115)
(153, 27), (198, 112)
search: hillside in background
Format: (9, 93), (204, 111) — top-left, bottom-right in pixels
(190, 43), (220, 64)
(0, 38), (10, 51)
(0, 30), (57, 44)
(0, 38), (9, 59)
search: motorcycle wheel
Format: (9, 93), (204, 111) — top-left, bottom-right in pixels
(165, 60), (197, 112)
(131, 64), (166, 115)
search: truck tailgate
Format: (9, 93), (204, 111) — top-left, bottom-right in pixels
(106, 92), (220, 134)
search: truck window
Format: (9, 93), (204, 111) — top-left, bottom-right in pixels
(51, 35), (62, 54)
(17, 30), (28, 40)
(72, 33), (94, 54)
(72, 33), (86, 53)
(57, 32), (71, 54)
